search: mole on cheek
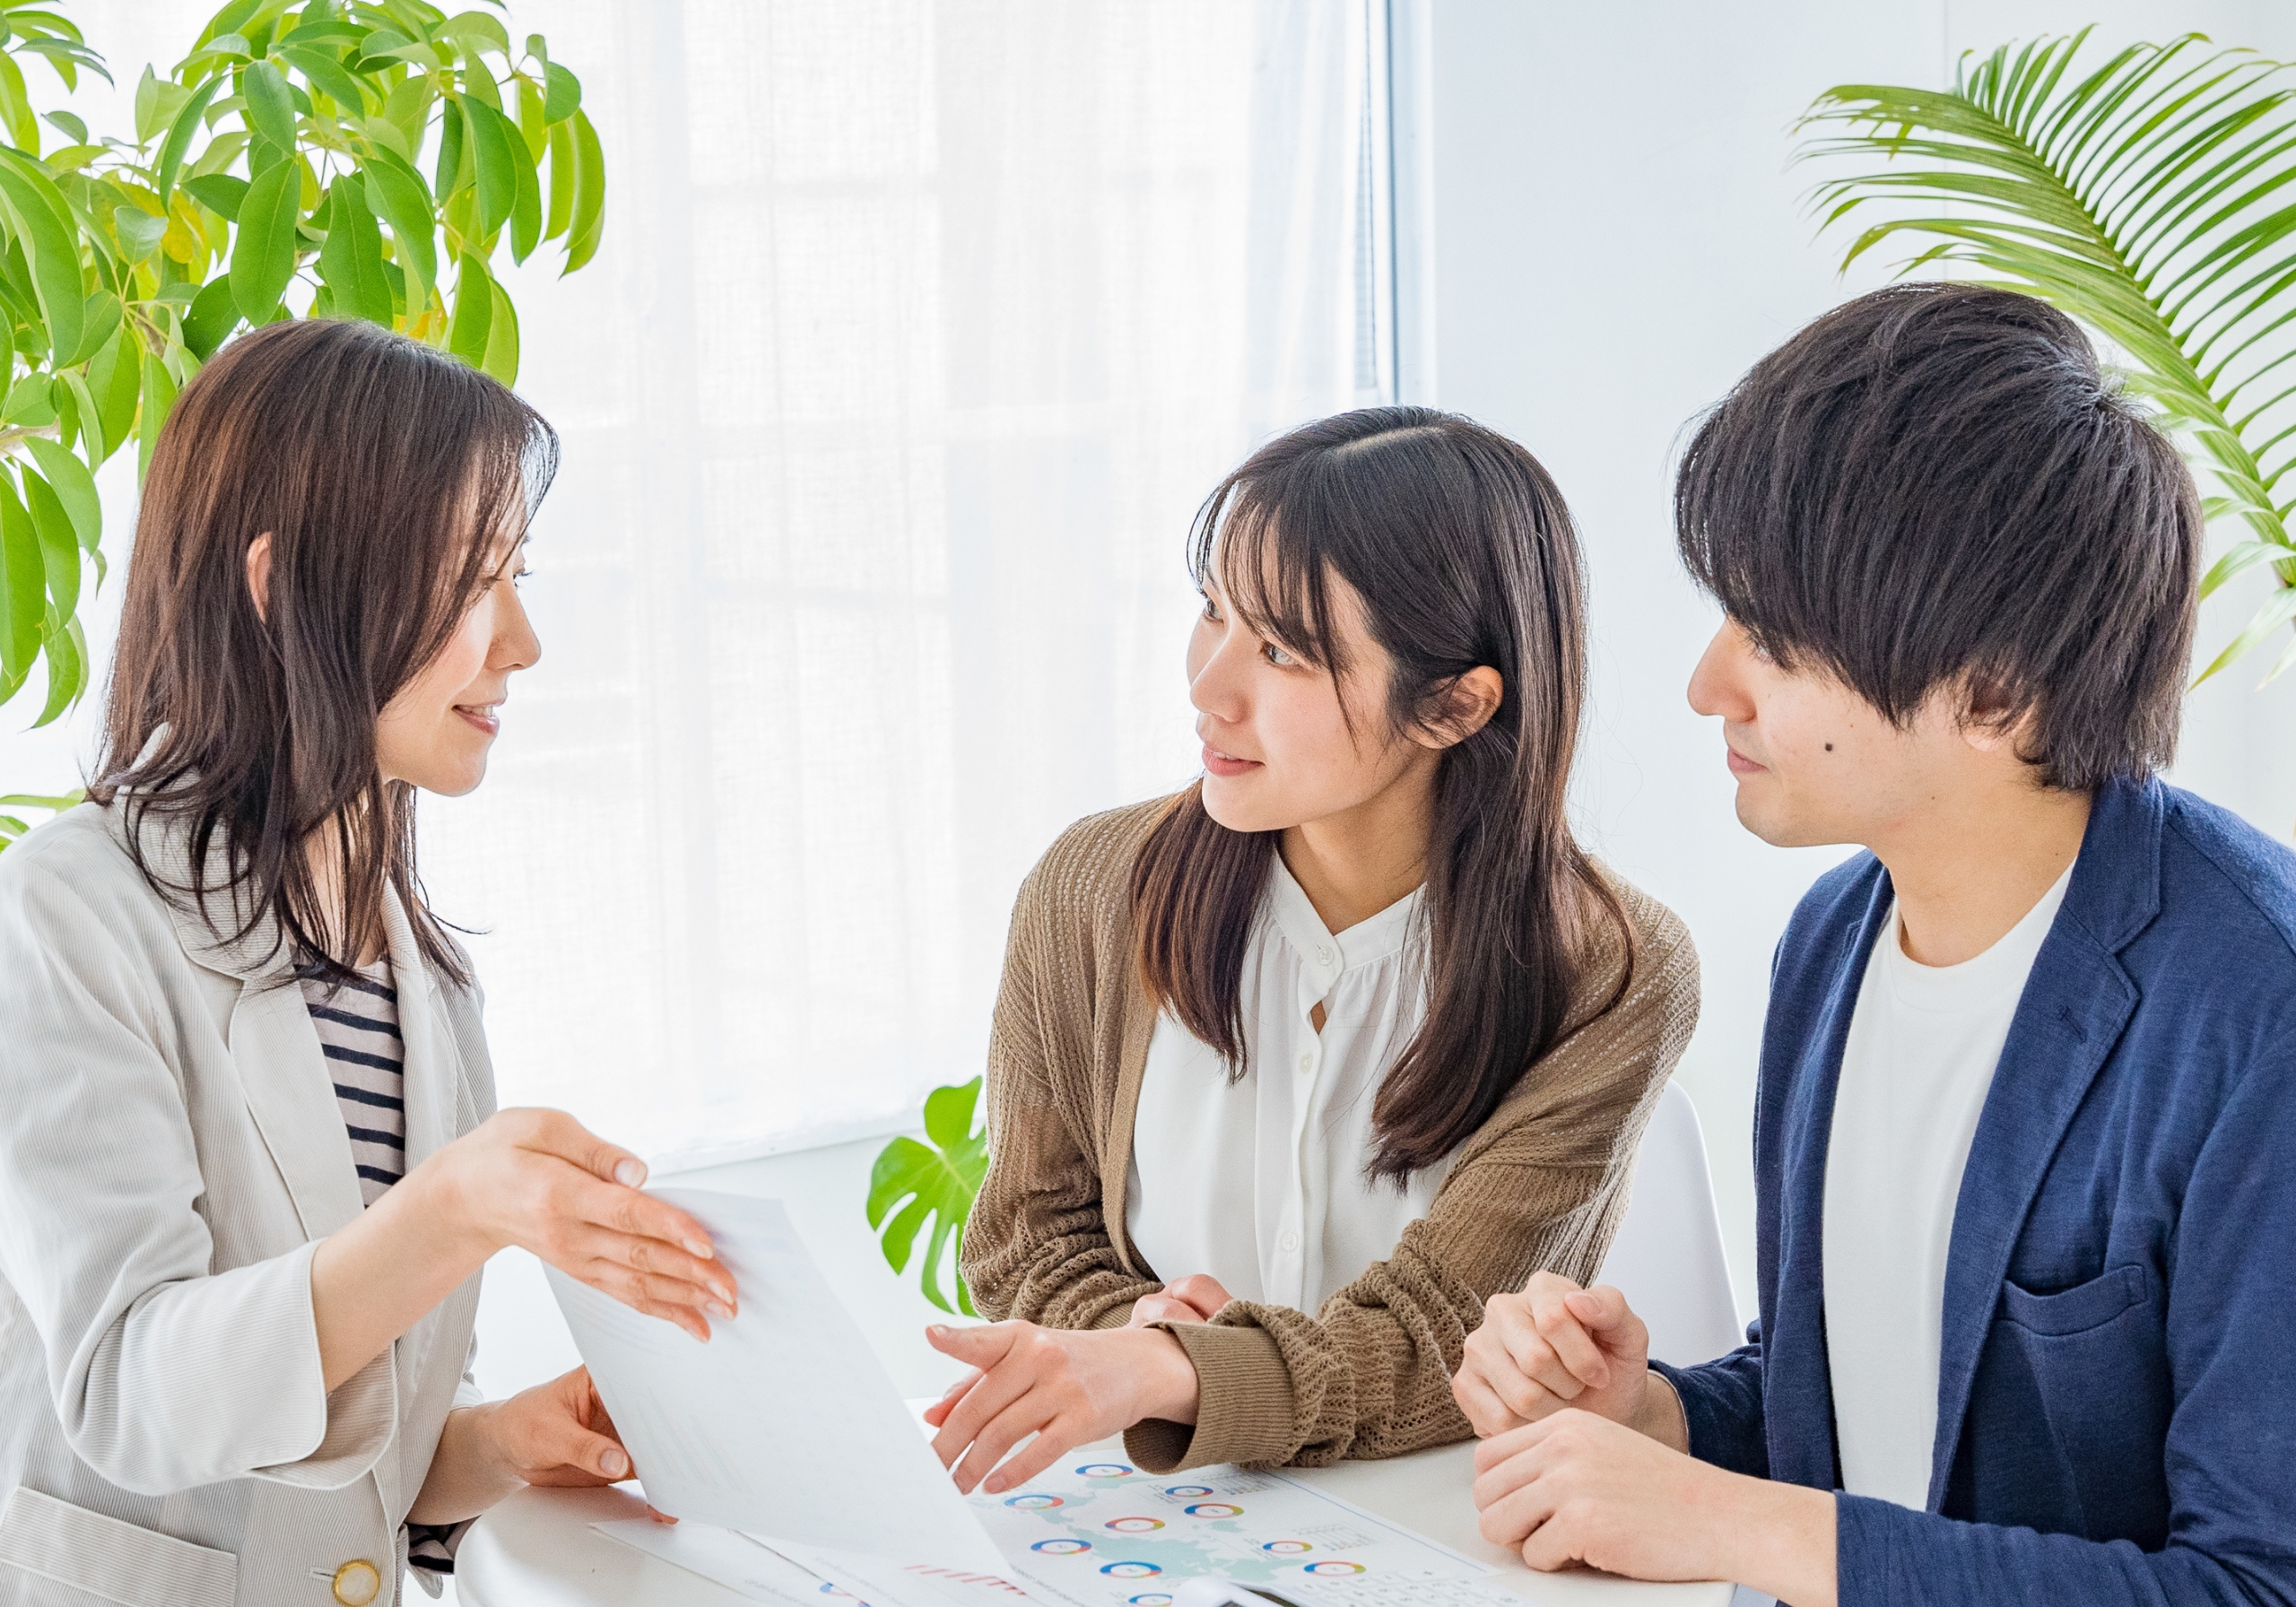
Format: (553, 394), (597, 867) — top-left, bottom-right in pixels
(1825, 743), (1834, 752)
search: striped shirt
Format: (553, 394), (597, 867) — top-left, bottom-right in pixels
(297, 960), (464, 1571)
(297, 964), (404, 1207)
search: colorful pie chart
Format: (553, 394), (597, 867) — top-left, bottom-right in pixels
(1101, 1563), (1162, 1579)
(1304, 1561), (1368, 1576)
(1031, 1539), (1091, 1555)
(1128, 1596), (1174, 1606)
(1004, 1494), (1063, 1510)
(1164, 1485), (1215, 1498)
(1262, 1541), (1313, 1555)
(1076, 1464), (1135, 1479)
(1184, 1503), (1244, 1518)
(1105, 1517), (1165, 1533)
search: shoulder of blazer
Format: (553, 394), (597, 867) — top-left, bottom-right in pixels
(0, 802), (179, 940)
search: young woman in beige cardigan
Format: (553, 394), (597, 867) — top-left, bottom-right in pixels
(926, 407), (1700, 1491)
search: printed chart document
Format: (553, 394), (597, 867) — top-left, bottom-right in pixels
(597, 1451), (1509, 1607)
(547, 1189), (1005, 1573)
(965, 1455), (1495, 1604)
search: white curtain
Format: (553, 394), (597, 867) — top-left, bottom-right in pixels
(446, 0), (1394, 1165)
(0, 1), (1393, 1168)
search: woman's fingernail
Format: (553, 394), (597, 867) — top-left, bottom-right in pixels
(928, 1325), (950, 1338)
(709, 1300), (735, 1320)
(684, 1238), (714, 1259)
(709, 1281), (734, 1304)
(614, 1160), (647, 1187)
(602, 1448), (629, 1477)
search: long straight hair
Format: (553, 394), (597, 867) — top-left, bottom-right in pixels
(1130, 407), (1628, 1182)
(91, 318), (559, 986)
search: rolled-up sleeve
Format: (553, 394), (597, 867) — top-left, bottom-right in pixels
(0, 856), (393, 1496)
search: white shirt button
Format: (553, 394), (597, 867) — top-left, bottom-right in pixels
(1317, 944), (1335, 966)
(1297, 1052), (1313, 1073)
(1279, 1230), (1300, 1252)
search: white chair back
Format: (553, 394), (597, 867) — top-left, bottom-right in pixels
(1594, 1080), (1744, 1367)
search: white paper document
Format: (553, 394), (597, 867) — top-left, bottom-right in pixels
(596, 1451), (1504, 1607)
(590, 1519), (830, 1605)
(547, 1189), (1006, 1573)
(966, 1455), (1493, 1604)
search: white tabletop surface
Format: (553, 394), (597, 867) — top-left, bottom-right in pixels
(457, 1438), (1733, 1607)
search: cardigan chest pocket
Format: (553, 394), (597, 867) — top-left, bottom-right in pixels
(1991, 1264), (2169, 1546)
(0, 1488), (237, 1607)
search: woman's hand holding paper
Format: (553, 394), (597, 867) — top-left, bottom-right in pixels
(411, 1365), (657, 1525)
(314, 1108), (739, 1392)
(921, 1321), (1201, 1495)
(428, 1108), (738, 1343)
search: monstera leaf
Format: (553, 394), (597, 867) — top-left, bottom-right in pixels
(867, 1078), (988, 1316)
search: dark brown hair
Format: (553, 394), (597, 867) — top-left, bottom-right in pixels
(1675, 283), (2201, 789)
(91, 317), (559, 986)
(1130, 406), (1630, 1182)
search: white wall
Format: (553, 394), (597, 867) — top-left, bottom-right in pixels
(1409, 0), (2296, 1311)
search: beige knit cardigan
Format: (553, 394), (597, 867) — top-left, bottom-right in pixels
(958, 796), (1701, 1474)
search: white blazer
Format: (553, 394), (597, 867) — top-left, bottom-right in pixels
(0, 801), (494, 1607)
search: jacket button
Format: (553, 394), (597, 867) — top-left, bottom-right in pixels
(332, 1559), (381, 1605)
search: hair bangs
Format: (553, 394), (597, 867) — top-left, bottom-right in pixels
(1188, 469), (1349, 678)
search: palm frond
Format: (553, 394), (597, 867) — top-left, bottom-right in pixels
(1798, 29), (2296, 683)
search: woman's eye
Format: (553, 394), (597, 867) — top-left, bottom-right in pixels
(1262, 642), (1293, 667)
(1199, 593), (1221, 621)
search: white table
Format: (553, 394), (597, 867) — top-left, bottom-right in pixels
(457, 1438), (1733, 1607)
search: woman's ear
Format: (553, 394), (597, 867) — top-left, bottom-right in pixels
(1413, 665), (1504, 751)
(246, 532), (274, 621)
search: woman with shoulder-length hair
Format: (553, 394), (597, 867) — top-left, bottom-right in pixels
(0, 319), (734, 1607)
(926, 406), (1699, 1487)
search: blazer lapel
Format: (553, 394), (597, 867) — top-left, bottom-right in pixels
(1924, 778), (2160, 1509)
(384, 886), (458, 1168)
(227, 977), (365, 1241)
(123, 806), (367, 1244)
(1768, 864), (1892, 1490)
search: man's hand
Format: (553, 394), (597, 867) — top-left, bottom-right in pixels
(1128, 1273), (1233, 1327)
(1454, 1273), (1669, 1438)
(920, 1322), (1200, 1495)
(1473, 1410), (1836, 1607)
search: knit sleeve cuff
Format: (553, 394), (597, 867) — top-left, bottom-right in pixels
(1123, 1320), (1294, 1472)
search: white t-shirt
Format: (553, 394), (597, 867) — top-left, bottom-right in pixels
(1822, 862), (2074, 1509)
(1125, 856), (1448, 1312)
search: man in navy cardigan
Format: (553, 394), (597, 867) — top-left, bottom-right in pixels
(1449, 284), (2296, 1605)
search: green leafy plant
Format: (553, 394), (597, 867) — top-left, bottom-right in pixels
(1798, 30), (2296, 683)
(0, 0), (607, 849)
(867, 1077), (988, 1316)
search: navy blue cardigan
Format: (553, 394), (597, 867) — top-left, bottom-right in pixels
(1653, 777), (2296, 1605)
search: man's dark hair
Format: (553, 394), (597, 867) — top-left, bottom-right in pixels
(1675, 282), (2202, 790)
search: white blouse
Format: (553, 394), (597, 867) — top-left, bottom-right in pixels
(1126, 856), (1450, 1313)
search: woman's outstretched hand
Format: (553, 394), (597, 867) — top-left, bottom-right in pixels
(423, 1108), (735, 1343)
(920, 1322), (1201, 1496)
(314, 1108), (737, 1393)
